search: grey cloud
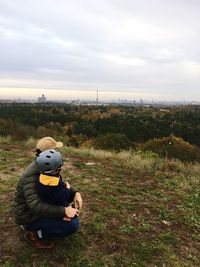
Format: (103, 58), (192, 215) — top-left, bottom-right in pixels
(0, 0), (200, 99)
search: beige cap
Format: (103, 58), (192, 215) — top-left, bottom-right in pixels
(36, 137), (63, 152)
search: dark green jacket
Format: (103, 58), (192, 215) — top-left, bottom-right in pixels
(13, 162), (65, 225)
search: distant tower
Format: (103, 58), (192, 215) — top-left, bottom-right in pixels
(38, 94), (46, 103)
(96, 88), (99, 105)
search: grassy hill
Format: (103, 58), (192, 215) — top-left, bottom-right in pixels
(0, 141), (199, 267)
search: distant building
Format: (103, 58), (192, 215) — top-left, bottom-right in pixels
(71, 99), (81, 105)
(38, 94), (46, 103)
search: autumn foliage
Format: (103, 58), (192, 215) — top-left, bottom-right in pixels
(139, 135), (200, 162)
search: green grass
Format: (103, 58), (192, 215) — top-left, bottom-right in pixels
(0, 144), (200, 266)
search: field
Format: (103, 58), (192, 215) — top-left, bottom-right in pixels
(0, 141), (199, 266)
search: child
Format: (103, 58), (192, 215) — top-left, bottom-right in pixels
(35, 149), (78, 208)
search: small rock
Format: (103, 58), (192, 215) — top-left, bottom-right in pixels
(161, 220), (171, 226)
(85, 162), (96, 166)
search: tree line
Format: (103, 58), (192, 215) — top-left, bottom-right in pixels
(0, 103), (200, 160)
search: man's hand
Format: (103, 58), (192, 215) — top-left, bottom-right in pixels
(63, 206), (79, 221)
(74, 192), (83, 209)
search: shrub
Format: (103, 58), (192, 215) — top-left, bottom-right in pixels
(80, 139), (94, 149)
(12, 123), (36, 141)
(93, 133), (135, 152)
(68, 134), (88, 148)
(139, 135), (200, 162)
(36, 122), (64, 138)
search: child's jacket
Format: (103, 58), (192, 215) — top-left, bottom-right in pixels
(36, 174), (77, 206)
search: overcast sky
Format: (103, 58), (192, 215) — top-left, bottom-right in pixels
(0, 0), (200, 101)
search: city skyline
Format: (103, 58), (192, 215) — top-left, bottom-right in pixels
(0, 88), (198, 103)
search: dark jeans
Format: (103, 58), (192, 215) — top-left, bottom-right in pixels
(25, 217), (80, 239)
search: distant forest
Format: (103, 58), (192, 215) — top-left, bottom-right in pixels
(0, 103), (200, 153)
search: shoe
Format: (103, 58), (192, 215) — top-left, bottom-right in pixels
(25, 231), (54, 250)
